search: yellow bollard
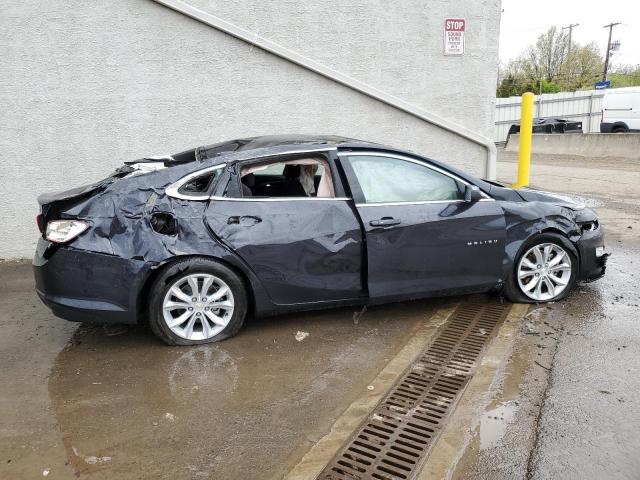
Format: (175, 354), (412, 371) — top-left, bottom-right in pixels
(512, 91), (534, 188)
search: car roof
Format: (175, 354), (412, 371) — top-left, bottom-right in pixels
(195, 134), (490, 190)
(197, 134), (383, 160)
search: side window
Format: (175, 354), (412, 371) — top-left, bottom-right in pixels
(239, 157), (335, 198)
(178, 170), (219, 195)
(346, 155), (464, 203)
(167, 165), (225, 200)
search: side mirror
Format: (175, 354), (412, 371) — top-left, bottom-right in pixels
(464, 185), (482, 203)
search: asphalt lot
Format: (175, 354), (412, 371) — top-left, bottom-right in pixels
(453, 151), (640, 479)
(1, 150), (639, 479)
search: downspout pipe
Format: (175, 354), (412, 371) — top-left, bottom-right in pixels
(151, 0), (497, 179)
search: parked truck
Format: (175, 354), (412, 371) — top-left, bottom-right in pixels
(600, 86), (640, 133)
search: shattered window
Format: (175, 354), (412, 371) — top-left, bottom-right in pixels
(239, 158), (335, 198)
(347, 155), (463, 203)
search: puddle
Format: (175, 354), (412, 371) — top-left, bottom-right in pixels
(479, 401), (518, 450)
(39, 299), (436, 479)
(168, 345), (239, 401)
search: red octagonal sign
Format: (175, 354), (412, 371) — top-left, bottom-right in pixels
(444, 18), (465, 56)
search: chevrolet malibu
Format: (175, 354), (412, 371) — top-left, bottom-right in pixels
(34, 135), (607, 345)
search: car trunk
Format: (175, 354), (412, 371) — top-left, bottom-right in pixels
(36, 166), (134, 232)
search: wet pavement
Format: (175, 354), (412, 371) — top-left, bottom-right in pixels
(530, 245), (640, 479)
(0, 262), (440, 479)
(448, 152), (640, 479)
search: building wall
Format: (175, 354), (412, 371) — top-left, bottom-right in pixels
(0, 0), (501, 259)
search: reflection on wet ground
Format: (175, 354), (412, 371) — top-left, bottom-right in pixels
(0, 262), (443, 479)
(451, 301), (563, 480)
(480, 401), (518, 451)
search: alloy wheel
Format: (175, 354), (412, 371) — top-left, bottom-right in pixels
(517, 243), (572, 301)
(162, 273), (235, 341)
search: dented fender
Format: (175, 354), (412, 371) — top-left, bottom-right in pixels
(500, 200), (589, 281)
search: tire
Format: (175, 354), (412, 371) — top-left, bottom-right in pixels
(612, 127), (627, 133)
(502, 233), (579, 304)
(147, 257), (248, 346)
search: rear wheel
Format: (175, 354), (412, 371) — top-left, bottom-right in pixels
(503, 233), (578, 303)
(148, 258), (247, 345)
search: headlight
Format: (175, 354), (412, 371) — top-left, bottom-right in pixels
(579, 219), (599, 233)
(45, 220), (89, 243)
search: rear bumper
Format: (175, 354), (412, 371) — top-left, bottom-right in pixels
(33, 239), (152, 324)
(576, 227), (608, 281)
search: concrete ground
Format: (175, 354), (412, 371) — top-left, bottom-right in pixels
(0, 262), (448, 479)
(1, 150), (639, 480)
(505, 152), (640, 480)
(448, 151), (640, 479)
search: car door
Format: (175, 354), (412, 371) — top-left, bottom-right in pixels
(339, 151), (506, 299)
(204, 154), (364, 305)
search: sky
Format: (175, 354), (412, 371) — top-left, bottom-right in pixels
(499, 0), (640, 67)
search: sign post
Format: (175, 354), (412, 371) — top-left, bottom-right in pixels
(444, 18), (465, 55)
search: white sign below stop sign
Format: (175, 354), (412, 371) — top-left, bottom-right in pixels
(444, 18), (465, 56)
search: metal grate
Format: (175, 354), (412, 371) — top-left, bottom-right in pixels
(317, 300), (511, 480)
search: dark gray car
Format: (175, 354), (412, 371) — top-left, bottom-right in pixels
(33, 135), (608, 345)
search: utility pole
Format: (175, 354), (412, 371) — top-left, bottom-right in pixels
(562, 23), (579, 57)
(602, 22), (621, 81)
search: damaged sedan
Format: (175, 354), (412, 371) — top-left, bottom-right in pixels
(33, 135), (608, 345)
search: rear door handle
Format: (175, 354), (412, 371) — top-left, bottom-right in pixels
(369, 217), (401, 227)
(228, 215), (262, 225)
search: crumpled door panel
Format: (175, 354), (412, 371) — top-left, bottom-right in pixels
(205, 199), (364, 304)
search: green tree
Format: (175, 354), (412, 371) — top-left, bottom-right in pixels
(522, 27), (568, 82)
(557, 42), (603, 90)
(496, 27), (606, 96)
(496, 73), (522, 98)
(609, 64), (640, 87)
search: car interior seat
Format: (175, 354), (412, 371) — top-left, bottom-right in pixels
(241, 173), (255, 197)
(282, 165), (307, 197)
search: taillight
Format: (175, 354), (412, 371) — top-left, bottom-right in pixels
(36, 214), (44, 233)
(45, 220), (89, 243)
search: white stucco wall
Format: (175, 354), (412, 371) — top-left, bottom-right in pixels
(0, 0), (501, 259)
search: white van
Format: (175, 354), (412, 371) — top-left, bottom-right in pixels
(600, 86), (640, 133)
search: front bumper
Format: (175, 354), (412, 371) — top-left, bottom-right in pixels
(576, 226), (608, 281)
(33, 239), (152, 324)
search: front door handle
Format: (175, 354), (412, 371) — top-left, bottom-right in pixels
(369, 217), (401, 227)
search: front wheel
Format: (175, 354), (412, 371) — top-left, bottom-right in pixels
(503, 233), (579, 303)
(148, 258), (248, 346)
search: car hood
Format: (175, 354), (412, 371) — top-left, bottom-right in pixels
(516, 188), (585, 210)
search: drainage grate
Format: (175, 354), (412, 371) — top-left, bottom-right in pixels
(317, 300), (511, 480)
